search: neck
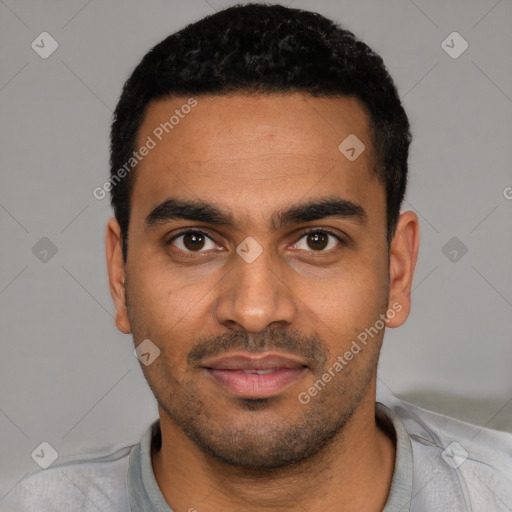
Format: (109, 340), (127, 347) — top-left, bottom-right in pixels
(152, 383), (395, 512)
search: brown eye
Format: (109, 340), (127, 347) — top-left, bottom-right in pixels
(293, 230), (342, 252)
(183, 232), (205, 251)
(306, 232), (329, 251)
(169, 230), (217, 252)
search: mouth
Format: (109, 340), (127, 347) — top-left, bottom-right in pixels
(201, 352), (309, 399)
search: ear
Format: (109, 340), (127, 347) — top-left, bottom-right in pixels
(386, 210), (420, 328)
(106, 217), (132, 334)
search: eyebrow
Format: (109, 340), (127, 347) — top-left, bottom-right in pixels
(144, 196), (368, 231)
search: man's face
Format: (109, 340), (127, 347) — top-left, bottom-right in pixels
(116, 93), (394, 468)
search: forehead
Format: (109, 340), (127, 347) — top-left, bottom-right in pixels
(130, 93), (383, 229)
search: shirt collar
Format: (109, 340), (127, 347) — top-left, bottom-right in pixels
(377, 401), (414, 511)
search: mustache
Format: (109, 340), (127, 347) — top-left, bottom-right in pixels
(187, 327), (329, 370)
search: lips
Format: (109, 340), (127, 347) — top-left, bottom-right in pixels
(202, 352), (308, 371)
(201, 352), (309, 398)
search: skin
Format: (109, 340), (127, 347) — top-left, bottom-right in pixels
(106, 93), (419, 512)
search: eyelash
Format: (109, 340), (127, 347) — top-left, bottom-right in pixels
(166, 228), (345, 255)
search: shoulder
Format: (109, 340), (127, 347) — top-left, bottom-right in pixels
(385, 396), (512, 465)
(0, 444), (135, 512)
(379, 395), (512, 510)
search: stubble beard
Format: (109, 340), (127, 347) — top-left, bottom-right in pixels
(143, 347), (379, 471)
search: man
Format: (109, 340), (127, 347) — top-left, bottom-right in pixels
(3, 3), (511, 511)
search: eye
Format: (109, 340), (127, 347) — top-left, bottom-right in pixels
(167, 228), (344, 255)
(167, 230), (218, 252)
(292, 229), (343, 252)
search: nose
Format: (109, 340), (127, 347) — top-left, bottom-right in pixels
(213, 245), (298, 333)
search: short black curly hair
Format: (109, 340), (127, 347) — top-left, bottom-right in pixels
(110, 3), (411, 262)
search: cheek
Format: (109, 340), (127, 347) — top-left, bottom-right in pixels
(302, 255), (388, 339)
(129, 264), (214, 348)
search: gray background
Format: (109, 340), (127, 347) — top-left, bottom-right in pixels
(1, 0), (511, 499)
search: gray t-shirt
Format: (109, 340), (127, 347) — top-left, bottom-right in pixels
(2, 395), (511, 511)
